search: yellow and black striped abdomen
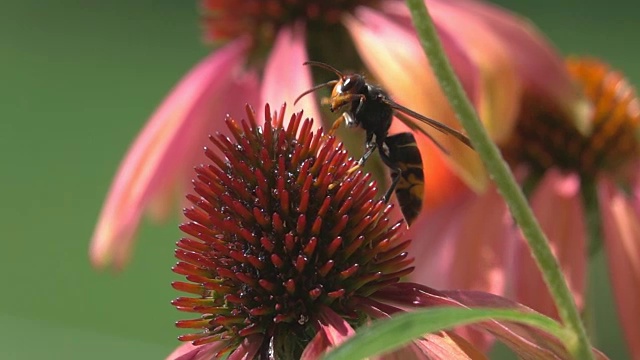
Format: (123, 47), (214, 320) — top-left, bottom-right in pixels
(382, 133), (424, 226)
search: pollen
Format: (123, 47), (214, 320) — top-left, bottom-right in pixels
(503, 59), (640, 179)
(172, 104), (411, 358)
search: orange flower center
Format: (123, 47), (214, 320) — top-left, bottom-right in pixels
(503, 59), (640, 179)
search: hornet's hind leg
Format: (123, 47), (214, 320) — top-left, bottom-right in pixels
(379, 133), (424, 226)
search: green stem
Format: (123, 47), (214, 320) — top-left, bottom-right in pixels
(404, 1), (593, 358)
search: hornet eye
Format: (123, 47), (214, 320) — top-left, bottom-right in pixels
(341, 76), (359, 92)
(342, 77), (352, 90)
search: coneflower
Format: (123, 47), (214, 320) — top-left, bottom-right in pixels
(168, 104), (599, 360)
(89, 0), (571, 269)
(409, 58), (640, 359)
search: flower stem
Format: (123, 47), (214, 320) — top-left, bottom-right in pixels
(404, 1), (593, 358)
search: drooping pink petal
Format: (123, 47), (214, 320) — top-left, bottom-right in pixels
(378, 331), (485, 360)
(179, 73), (260, 201)
(599, 177), (640, 359)
(378, 0), (522, 144)
(343, 6), (488, 195)
(405, 186), (512, 351)
(427, 0), (522, 142)
(446, 289), (609, 360)
(439, 0), (590, 134)
(227, 335), (263, 360)
(512, 169), (586, 319)
(415, 332), (487, 360)
(302, 330), (332, 360)
(89, 38), (252, 269)
(301, 306), (356, 360)
(408, 186), (513, 297)
(352, 298), (483, 359)
(260, 23), (322, 126)
(375, 283), (608, 359)
(376, 1), (479, 112)
(166, 341), (224, 360)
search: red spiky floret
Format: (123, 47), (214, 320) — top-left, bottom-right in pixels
(172, 104), (410, 358)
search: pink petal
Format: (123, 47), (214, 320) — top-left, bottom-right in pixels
(301, 331), (332, 360)
(227, 335), (263, 360)
(443, 289), (608, 360)
(90, 38), (254, 269)
(599, 177), (640, 359)
(441, 0), (589, 133)
(408, 186), (513, 297)
(428, 0), (522, 143)
(179, 75), (260, 200)
(414, 332), (487, 360)
(343, 7), (488, 194)
(378, 332), (484, 360)
(380, 0), (522, 144)
(260, 23), (322, 127)
(376, 283), (606, 359)
(318, 308), (356, 345)
(166, 342), (224, 360)
(354, 298), (483, 360)
(376, 0), (480, 112)
(301, 306), (356, 360)
(512, 169), (586, 319)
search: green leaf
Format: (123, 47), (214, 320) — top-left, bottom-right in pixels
(321, 307), (565, 360)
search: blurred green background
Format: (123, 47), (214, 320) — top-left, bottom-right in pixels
(0, 1), (636, 359)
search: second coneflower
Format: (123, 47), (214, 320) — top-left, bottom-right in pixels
(409, 58), (640, 358)
(91, 0), (565, 269)
(167, 104), (600, 360)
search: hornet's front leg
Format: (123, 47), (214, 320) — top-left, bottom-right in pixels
(328, 93), (365, 113)
(327, 111), (359, 136)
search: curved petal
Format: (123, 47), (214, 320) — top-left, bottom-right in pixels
(261, 23), (322, 127)
(439, 0), (589, 133)
(599, 177), (640, 359)
(356, 298), (484, 359)
(382, 332), (485, 360)
(408, 186), (513, 297)
(427, 0), (522, 143)
(301, 306), (356, 360)
(180, 72), (260, 200)
(90, 38), (252, 269)
(512, 169), (586, 319)
(302, 331), (332, 360)
(379, 0), (522, 143)
(344, 7), (488, 196)
(375, 284), (607, 359)
(166, 342), (223, 360)
(228, 335), (263, 360)
(420, 332), (487, 360)
(376, 0), (480, 113)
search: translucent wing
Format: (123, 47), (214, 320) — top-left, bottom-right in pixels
(382, 95), (488, 194)
(381, 97), (473, 150)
